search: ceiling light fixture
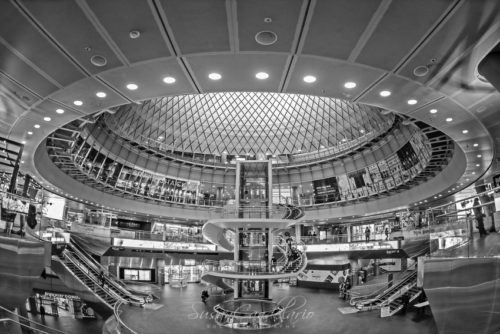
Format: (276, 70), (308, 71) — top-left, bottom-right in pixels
(473, 143), (479, 147)
(344, 81), (357, 89)
(446, 117), (453, 122)
(255, 72), (269, 80)
(56, 108), (65, 114)
(477, 154), (482, 158)
(27, 131), (33, 135)
(430, 109), (437, 114)
(163, 76), (176, 84)
(303, 75), (317, 83)
(476, 164), (480, 167)
(208, 73), (222, 80)
(34, 124), (40, 129)
(407, 99), (418, 105)
(379, 90), (391, 97)
(73, 100), (83, 106)
(462, 130), (468, 134)
(96, 92), (107, 98)
(43, 117), (51, 122)
(126, 83), (138, 90)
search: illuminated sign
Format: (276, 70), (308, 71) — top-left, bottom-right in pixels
(112, 238), (217, 251)
(305, 240), (398, 252)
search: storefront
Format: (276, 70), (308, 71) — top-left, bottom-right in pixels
(119, 268), (155, 282)
(351, 221), (390, 242)
(164, 259), (203, 283)
(27, 291), (96, 319)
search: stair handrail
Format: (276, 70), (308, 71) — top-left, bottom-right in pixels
(0, 305), (68, 334)
(350, 261), (418, 307)
(68, 239), (144, 305)
(113, 300), (138, 334)
(61, 250), (126, 306)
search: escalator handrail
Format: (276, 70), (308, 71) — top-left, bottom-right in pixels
(350, 261), (418, 306)
(62, 250), (125, 306)
(354, 271), (417, 308)
(68, 238), (143, 304)
(0, 305), (68, 334)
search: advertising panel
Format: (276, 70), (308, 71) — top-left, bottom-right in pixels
(313, 177), (341, 203)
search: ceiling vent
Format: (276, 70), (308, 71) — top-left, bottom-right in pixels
(255, 31), (278, 45)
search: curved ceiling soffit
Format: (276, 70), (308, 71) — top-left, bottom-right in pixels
(22, 61), (490, 187)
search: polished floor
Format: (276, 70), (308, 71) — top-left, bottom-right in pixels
(119, 284), (439, 334)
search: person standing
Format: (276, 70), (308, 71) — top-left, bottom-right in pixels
(473, 198), (488, 237)
(384, 227), (390, 240)
(365, 227), (371, 242)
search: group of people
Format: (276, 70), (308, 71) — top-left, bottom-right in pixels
(339, 279), (351, 300)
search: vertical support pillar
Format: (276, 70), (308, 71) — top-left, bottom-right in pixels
(235, 162), (241, 209)
(8, 143), (23, 194)
(347, 225), (352, 243)
(295, 223), (301, 242)
(267, 160), (273, 217)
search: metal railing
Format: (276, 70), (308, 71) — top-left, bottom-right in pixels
(0, 305), (68, 334)
(113, 301), (138, 334)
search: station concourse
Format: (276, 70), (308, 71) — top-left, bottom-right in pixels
(1, 1), (500, 333)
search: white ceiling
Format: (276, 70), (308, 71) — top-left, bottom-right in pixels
(0, 0), (499, 213)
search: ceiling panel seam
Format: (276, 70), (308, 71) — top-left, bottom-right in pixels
(75, 0), (130, 66)
(12, 0), (92, 77)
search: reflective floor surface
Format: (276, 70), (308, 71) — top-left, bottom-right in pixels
(119, 284), (439, 334)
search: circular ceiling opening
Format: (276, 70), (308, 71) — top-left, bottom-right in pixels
(105, 92), (394, 158)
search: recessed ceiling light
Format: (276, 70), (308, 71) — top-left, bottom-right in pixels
(73, 100), (83, 106)
(476, 164), (480, 167)
(446, 117), (453, 122)
(255, 72), (269, 80)
(472, 172), (476, 175)
(34, 124), (40, 129)
(360, 129), (365, 133)
(43, 117), (51, 122)
(208, 73), (222, 80)
(27, 131), (33, 135)
(303, 75), (317, 83)
(21, 141), (26, 144)
(126, 83), (138, 90)
(96, 92), (107, 98)
(430, 109), (437, 114)
(56, 108), (65, 114)
(473, 143), (479, 147)
(407, 99), (418, 105)
(477, 154), (482, 158)
(21, 160), (24, 164)
(344, 81), (356, 89)
(462, 130), (468, 134)
(163, 76), (176, 84)
(379, 90), (391, 97)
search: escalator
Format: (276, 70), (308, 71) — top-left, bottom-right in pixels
(51, 238), (144, 316)
(351, 269), (420, 316)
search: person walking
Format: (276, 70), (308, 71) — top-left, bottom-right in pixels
(365, 227), (371, 242)
(473, 198), (488, 237)
(384, 227), (390, 240)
